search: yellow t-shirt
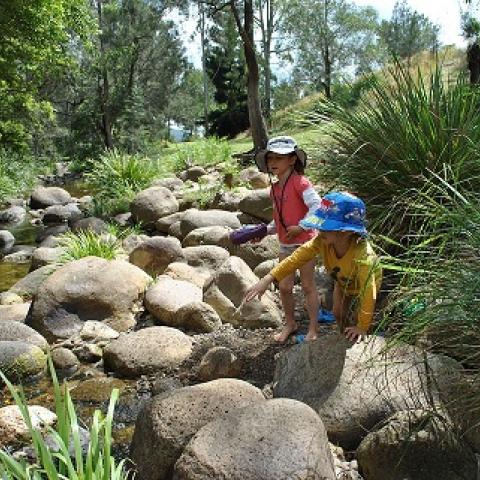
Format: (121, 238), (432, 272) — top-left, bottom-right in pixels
(270, 235), (382, 331)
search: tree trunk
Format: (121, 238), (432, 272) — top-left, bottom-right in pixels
(97, 0), (114, 150)
(258, 0), (273, 121)
(200, 1), (209, 132)
(231, 0), (268, 150)
(323, 45), (331, 98)
(468, 42), (480, 85)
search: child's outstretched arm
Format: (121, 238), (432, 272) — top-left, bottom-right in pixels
(244, 274), (274, 301)
(270, 236), (322, 282)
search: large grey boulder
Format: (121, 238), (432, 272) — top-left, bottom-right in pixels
(30, 186), (72, 209)
(357, 410), (477, 480)
(0, 341), (46, 383)
(174, 398), (335, 480)
(103, 326), (192, 378)
(129, 378), (265, 480)
(238, 188), (272, 222)
(129, 237), (185, 276)
(0, 206), (26, 225)
(180, 209), (240, 237)
(71, 217), (108, 234)
(273, 334), (463, 449)
(0, 321), (48, 351)
(42, 204), (82, 224)
(0, 303), (31, 323)
(230, 235), (279, 270)
(210, 188), (250, 212)
(181, 226), (231, 249)
(27, 257), (151, 342)
(238, 167), (270, 189)
(131, 187), (179, 225)
(185, 166), (207, 182)
(0, 230), (15, 254)
(152, 177), (184, 191)
(175, 302), (222, 333)
(183, 245), (230, 273)
(144, 276), (202, 326)
(203, 256), (282, 329)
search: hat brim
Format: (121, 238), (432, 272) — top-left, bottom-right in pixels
(254, 148), (307, 173)
(300, 215), (367, 236)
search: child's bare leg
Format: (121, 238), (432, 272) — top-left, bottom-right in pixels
(275, 273), (297, 342)
(299, 259), (319, 341)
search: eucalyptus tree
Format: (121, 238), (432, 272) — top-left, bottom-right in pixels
(279, 0), (379, 98)
(379, 0), (439, 62)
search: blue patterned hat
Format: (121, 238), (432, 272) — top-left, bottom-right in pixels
(300, 192), (367, 236)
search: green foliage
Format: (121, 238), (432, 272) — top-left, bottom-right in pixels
(0, 357), (129, 479)
(0, 0), (93, 152)
(379, 0), (439, 60)
(279, 0), (380, 95)
(316, 65), (480, 237)
(0, 150), (53, 203)
(58, 230), (121, 262)
(85, 150), (163, 216)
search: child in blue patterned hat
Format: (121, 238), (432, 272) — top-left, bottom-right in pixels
(245, 192), (382, 342)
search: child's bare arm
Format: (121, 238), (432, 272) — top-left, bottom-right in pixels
(244, 274), (274, 301)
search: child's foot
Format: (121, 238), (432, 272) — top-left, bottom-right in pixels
(305, 330), (318, 341)
(273, 323), (298, 343)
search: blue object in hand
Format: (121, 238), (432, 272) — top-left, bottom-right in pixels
(318, 308), (335, 324)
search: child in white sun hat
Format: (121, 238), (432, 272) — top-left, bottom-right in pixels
(252, 136), (322, 342)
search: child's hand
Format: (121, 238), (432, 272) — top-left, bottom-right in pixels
(344, 326), (366, 343)
(244, 274), (274, 302)
(286, 225), (303, 240)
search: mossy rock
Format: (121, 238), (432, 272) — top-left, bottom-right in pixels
(0, 341), (47, 383)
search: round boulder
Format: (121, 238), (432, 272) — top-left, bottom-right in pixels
(357, 410), (477, 480)
(0, 303), (31, 323)
(231, 235), (279, 270)
(176, 302), (222, 333)
(197, 346), (241, 381)
(0, 206), (26, 225)
(131, 187), (179, 225)
(103, 326), (192, 378)
(144, 276), (202, 326)
(182, 226), (231, 249)
(156, 211), (187, 234)
(129, 378), (265, 480)
(0, 341), (46, 383)
(42, 204), (82, 224)
(203, 256), (282, 329)
(27, 257), (151, 342)
(0, 321), (48, 351)
(180, 209), (240, 237)
(30, 247), (63, 271)
(0, 405), (56, 447)
(183, 245), (230, 273)
(238, 188), (272, 222)
(30, 186), (72, 209)
(0, 230), (15, 254)
(51, 347), (79, 372)
(129, 236), (185, 276)
(71, 217), (108, 234)
(174, 398), (335, 480)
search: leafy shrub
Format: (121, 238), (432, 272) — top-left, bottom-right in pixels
(0, 358), (129, 479)
(0, 150), (53, 203)
(58, 231), (121, 263)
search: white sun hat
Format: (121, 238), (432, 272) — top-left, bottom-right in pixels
(254, 136), (307, 173)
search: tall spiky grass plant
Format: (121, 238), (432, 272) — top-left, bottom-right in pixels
(316, 65), (480, 238)
(58, 231), (121, 263)
(0, 358), (129, 479)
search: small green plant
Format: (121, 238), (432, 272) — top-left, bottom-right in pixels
(106, 222), (144, 239)
(0, 358), (129, 479)
(58, 231), (121, 263)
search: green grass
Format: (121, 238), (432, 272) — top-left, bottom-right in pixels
(0, 358), (129, 479)
(58, 231), (121, 263)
